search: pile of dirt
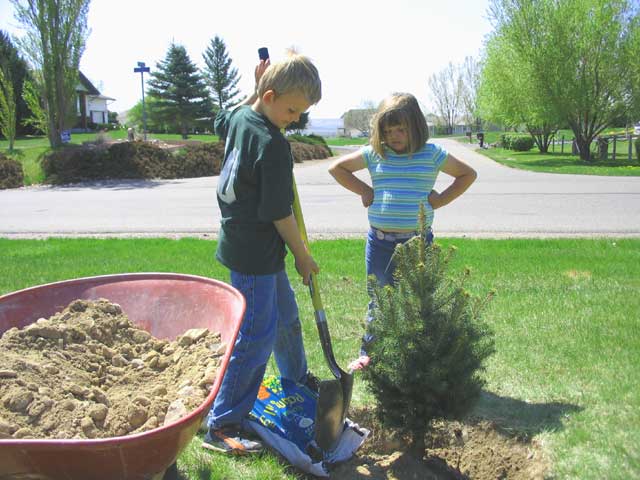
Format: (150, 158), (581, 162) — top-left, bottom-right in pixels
(331, 409), (549, 480)
(0, 299), (225, 440)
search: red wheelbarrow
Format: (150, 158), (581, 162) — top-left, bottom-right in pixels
(0, 273), (245, 480)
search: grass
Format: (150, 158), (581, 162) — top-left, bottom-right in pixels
(1, 237), (639, 479)
(475, 145), (640, 176)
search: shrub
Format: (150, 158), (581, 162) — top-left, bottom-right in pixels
(501, 133), (534, 151)
(0, 153), (24, 189)
(40, 138), (331, 183)
(175, 142), (225, 177)
(287, 133), (329, 148)
(511, 135), (534, 151)
(289, 141), (332, 163)
(41, 145), (106, 184)
(362, 206), (495, 456)
(42, 142), (173, 184)
(105, 141), (173, 179)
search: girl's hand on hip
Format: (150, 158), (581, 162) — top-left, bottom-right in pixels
(361, 187), (374, 207)
(428, 189), (442, 209)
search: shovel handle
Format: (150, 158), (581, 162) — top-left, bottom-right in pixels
(291, 177), (324, 312)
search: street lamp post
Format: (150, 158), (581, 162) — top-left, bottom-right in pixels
(133, 61), (150, 141)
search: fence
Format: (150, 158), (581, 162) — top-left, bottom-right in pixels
(551, 133), (639, 161)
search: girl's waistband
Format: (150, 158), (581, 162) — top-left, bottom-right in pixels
(370, 227), (419, 241)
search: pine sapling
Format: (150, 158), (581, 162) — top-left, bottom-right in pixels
(362, 205), (495, 456)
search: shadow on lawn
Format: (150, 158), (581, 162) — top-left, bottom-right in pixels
(473, 390), (582, 439)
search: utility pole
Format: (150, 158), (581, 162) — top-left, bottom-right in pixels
(133, 61), (150, 140)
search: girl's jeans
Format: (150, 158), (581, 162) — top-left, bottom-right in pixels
(362, 227), (434, 355)
(208, 269), (308, 429)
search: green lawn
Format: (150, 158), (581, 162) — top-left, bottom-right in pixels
(476, 145), (640, 176)
(1, 237), (639, 479)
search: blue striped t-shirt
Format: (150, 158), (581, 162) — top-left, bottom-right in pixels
(362, 143), (448, 231)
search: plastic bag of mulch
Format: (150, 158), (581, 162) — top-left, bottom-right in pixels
(244, 375), (369, 477)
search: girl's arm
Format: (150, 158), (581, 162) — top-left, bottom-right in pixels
(328, 150), (374, 207)
(428, 154), (477, 209)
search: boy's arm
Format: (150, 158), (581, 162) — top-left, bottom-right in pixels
(428, 154), (477, 209)
(274, 213), (319, 285)
(238, 58), (271, 107)
(328, 150), (373, 207)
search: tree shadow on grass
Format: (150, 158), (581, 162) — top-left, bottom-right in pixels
(473, 390), (583, 439)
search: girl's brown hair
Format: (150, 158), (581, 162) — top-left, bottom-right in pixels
(369, 93), (429, 157)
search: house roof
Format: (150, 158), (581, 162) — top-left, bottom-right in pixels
(77, 71), (101, 96)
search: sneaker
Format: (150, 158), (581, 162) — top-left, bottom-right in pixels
(348, 355), (370, 371)
(202, 426), (263, 455)
(303, 371), (321, 393)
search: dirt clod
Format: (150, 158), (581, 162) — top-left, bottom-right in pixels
(0, 299), (224, 440)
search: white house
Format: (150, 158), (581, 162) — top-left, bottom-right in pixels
(76, 71), (114, 129)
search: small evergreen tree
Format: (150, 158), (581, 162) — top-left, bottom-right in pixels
(284, 111), (309, 134)
(147, 43), (212, 139)
(362, 205), (495, 456)
(202, 36), (245, 110)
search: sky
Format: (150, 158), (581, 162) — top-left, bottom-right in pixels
(0, 0), (494, 119)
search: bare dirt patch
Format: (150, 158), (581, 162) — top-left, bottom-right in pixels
(0, 299), (224, 440)
(328, 409), (549, 480)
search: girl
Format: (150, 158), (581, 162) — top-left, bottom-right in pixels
(328, 93), (477, 370)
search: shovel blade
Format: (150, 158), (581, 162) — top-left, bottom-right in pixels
(314, 380), (344, 451)
(314, 372), (354, 452)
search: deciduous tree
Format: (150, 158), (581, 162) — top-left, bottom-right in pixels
(487, 0), (640, 161)
(11, 0), (90, 148)
(428, 63), (463, 134)
(478, 33), (561, 152)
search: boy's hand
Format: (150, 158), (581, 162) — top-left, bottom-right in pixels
(295, 253), (319, 286)
(254, 58), (270, 85)
(361, 186), (374, 207)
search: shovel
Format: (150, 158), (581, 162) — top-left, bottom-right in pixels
(291, 176), (354, 452)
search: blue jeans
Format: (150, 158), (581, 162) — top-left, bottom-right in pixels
(208, 269), (308, 429)
(362, 227), (434, 354)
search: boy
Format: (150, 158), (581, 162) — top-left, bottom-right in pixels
(203, 52), (322, 455)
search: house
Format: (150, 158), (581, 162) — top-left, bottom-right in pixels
(75, 71), (114, 130)
(341, 108), (376, 137)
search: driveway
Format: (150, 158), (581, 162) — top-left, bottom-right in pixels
(1, 138), (639, 238)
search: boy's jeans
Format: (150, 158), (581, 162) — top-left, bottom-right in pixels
(362, 227), (434, 354)
(208, 269), (308, 429)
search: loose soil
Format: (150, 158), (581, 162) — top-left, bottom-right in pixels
(0, 300), (549, 478)
(327, 409), (549, 480)
(0, 299), (224, 440)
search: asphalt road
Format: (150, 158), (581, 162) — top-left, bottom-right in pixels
(1, 139), (639, 238)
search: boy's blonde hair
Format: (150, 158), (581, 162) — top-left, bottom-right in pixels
(370, 93), (429, 157)
(257, 50), (322, 104)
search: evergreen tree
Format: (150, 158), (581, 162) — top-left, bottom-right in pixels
(202, 36), (245, 110)
(362, 206), (495, 456)
(147, 43), (212, 139)
(284, 111), (309, 133)
(0, 30), (33, 137)
(0, 67), (17, 150)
